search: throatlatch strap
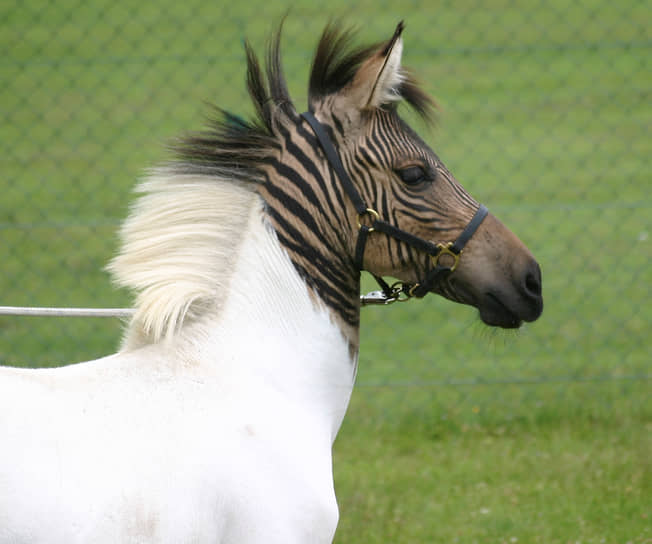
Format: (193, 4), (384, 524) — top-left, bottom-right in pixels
(354, 225), (372, 270)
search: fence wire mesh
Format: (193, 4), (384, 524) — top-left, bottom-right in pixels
(1, 1), (650, 421)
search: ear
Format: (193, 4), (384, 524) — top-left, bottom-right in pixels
(350, 21), (405, 110)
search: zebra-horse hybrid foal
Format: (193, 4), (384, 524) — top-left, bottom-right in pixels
(0, 21), (542, 543)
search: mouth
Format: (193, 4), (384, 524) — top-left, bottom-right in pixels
(479, 292), (523, 329)
(437, 281), (521, 328)
(434, 279), (541, 330)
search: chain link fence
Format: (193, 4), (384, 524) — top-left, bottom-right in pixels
(1, 1), (649, 420)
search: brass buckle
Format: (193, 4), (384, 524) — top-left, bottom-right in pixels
(432, 242), (461, 272)
(356, 208), (379, 232)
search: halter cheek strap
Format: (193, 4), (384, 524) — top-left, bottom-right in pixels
(301, 111), (488, 305)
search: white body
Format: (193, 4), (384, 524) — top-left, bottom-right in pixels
(0, 182), (356, 543)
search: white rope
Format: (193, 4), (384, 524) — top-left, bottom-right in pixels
(0, 306), (134, 317)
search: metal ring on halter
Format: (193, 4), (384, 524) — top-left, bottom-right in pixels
(356, 208), (379, 231)
(432, 242), (461, 272)
(389, 281), (413, 302)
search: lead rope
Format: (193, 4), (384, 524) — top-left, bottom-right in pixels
(300, 111), (489, 306)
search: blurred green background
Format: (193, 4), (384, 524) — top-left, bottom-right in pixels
(1, 0), (650, 542)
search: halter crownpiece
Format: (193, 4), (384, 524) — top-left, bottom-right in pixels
(300, 111), (488, 305)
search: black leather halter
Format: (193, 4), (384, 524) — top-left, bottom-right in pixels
(301, 111), (489, 305)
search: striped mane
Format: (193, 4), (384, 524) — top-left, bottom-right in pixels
(176, 21), (434, 175)
(110, 22), (435, 347)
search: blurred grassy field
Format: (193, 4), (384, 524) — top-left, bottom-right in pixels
(1, 0), (650, 542)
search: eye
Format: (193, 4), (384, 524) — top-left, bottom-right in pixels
(397, 165), (428, 186)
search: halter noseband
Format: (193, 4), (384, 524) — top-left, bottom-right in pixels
(301, 111), (489, 305)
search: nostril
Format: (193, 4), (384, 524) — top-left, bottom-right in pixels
(525, 272), (540, 296)
(523, 263), (542, 298)
(514, 260), (544, 322)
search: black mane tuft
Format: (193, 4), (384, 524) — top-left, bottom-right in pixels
(176, 21), (436, 177)
(308, 23), (378, 101)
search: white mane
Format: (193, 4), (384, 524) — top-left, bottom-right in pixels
(108, 169), (258, 348)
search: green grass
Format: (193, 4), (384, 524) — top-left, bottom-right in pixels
(335, 400), (650, 543)
(1, 0), (650, 541)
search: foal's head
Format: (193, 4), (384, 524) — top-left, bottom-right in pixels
(306, 22), (543, 328)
